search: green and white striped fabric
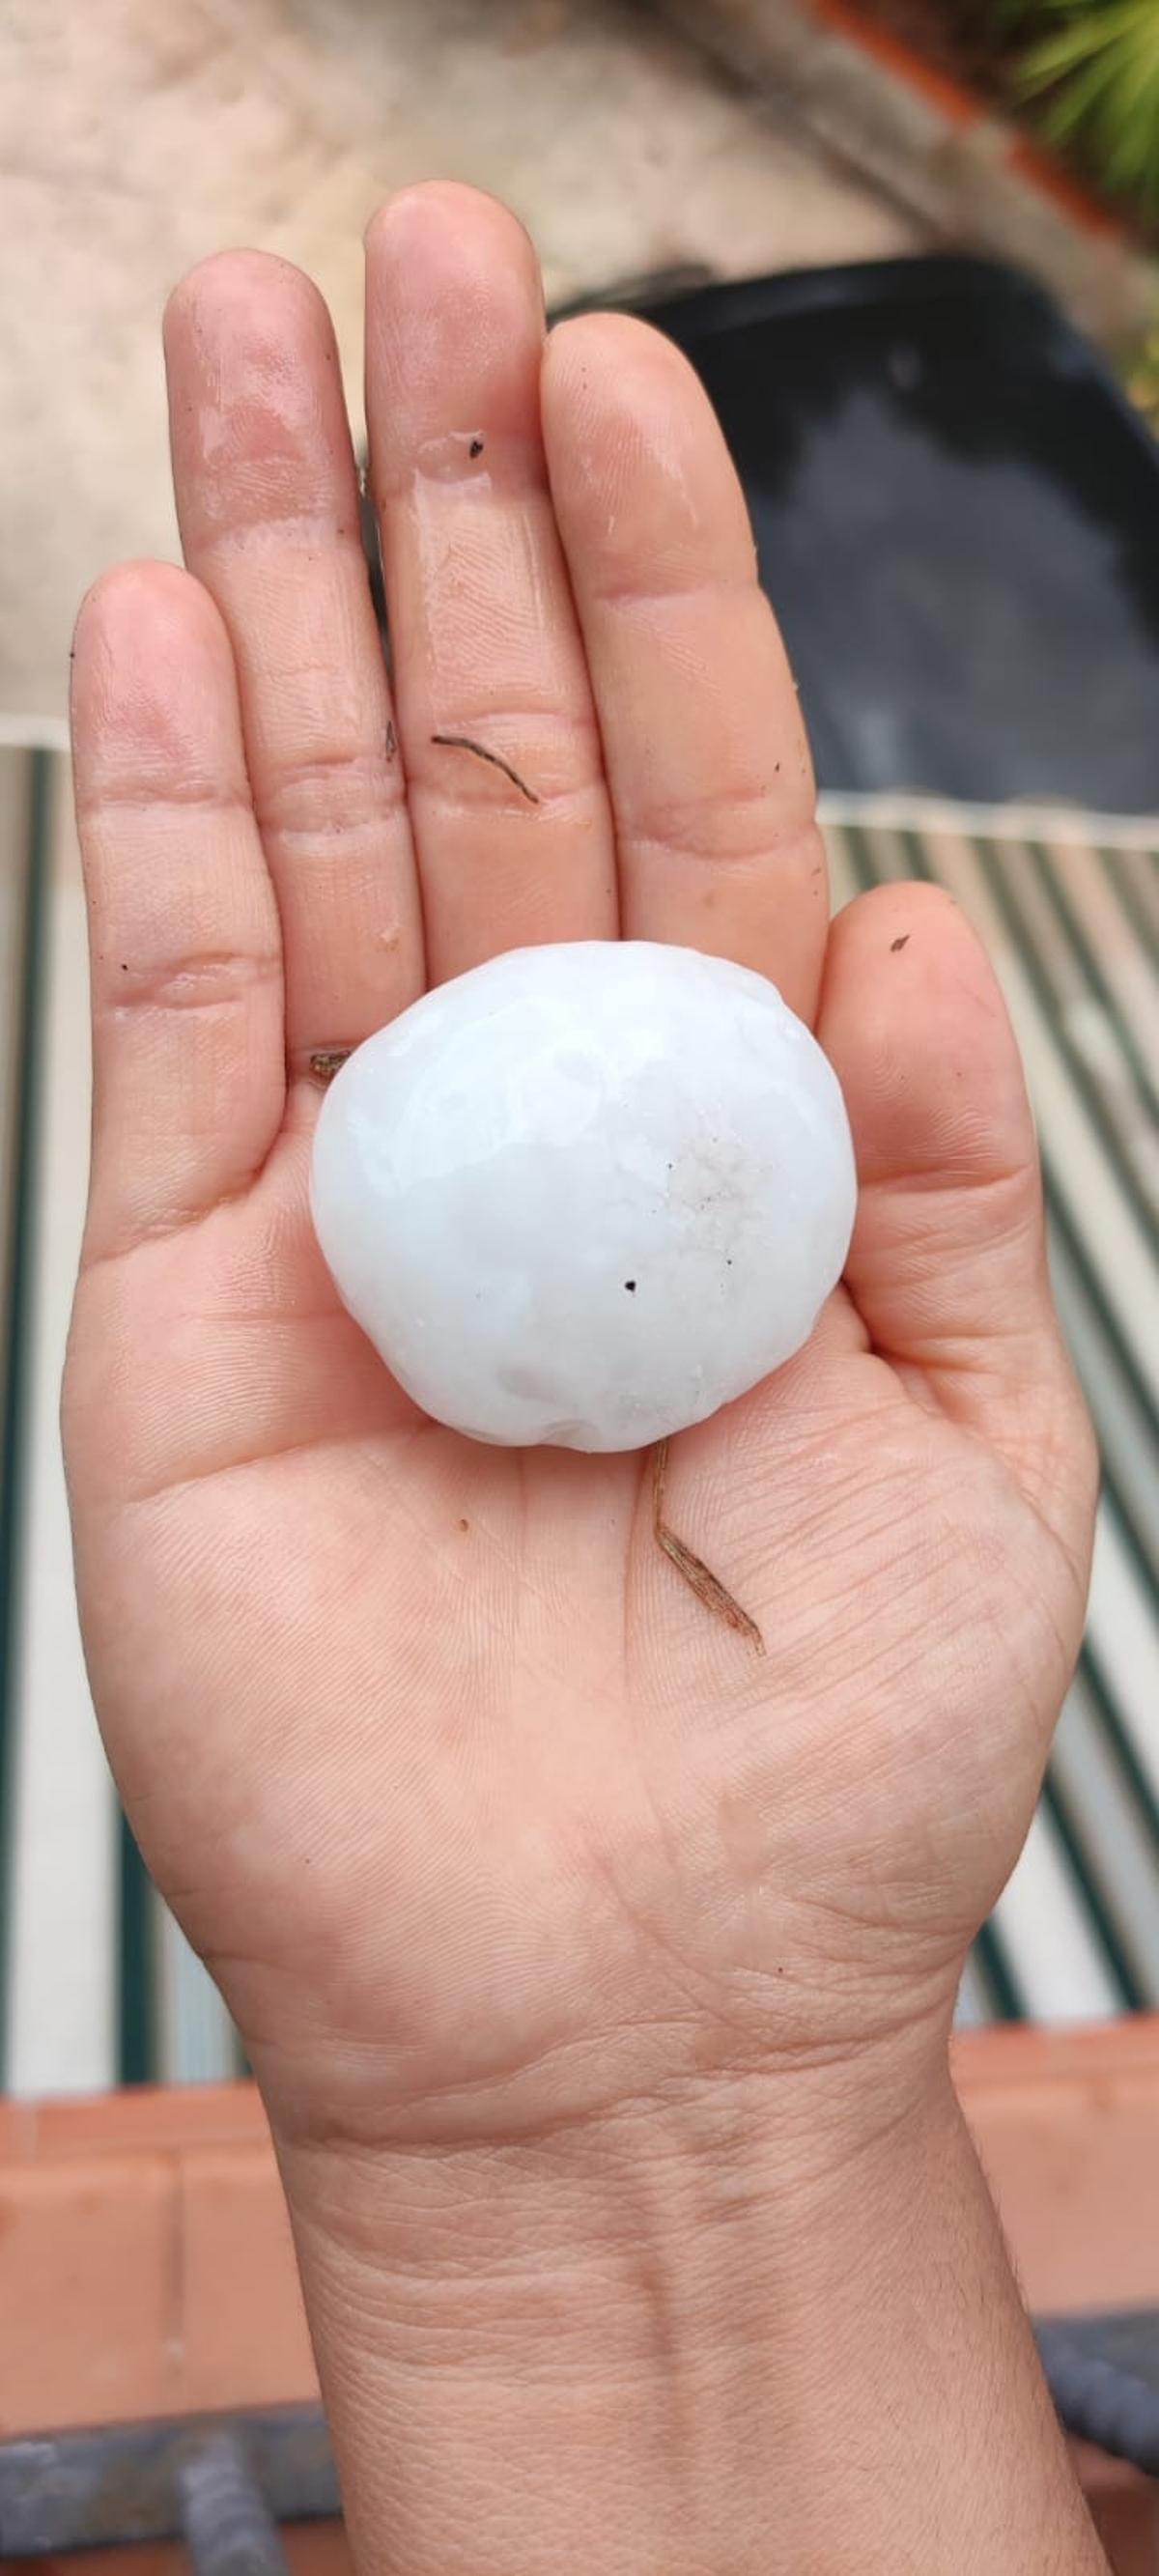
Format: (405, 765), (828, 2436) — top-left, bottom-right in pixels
(826, 798), (1159, 2024)
(1, 751), (1156, 2089)
(1, 747), (240, 2091)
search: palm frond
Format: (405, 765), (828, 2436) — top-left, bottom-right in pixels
(998, 0), (1159, 208)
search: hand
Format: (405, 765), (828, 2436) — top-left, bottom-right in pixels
(66, 187), (1100, 2573)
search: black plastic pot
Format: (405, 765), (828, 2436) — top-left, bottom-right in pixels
(627, 256), (1159, 812)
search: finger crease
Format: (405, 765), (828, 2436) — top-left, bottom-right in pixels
(254, 752), (407, 843)
(587, 569), (754, 616)
(618, 804), (820, 874)
(80, 1172), (266, 1274)
(102, 948), (282, 1016)
(413, 774), (604, 827)
(76, 782), (253, 824)
(197, 506), (363, 557)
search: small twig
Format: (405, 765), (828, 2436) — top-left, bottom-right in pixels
(651, 1438), (764, 1654)
(430, 732), (540, 805)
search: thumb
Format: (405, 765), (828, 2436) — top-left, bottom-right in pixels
(817, 879), (1096, 1578)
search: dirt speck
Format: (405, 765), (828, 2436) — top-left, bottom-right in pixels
(309, 1050), (351, 1086)
(468, 436), (484, 459)
(890, 933), (911, 953)
(458, 1516), (469, 1532)
(624, 1279), (636, 1293)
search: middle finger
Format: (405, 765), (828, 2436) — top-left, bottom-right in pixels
(365, 185), (618, 983)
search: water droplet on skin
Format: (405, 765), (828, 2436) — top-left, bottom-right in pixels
(414, 429), (491, 482)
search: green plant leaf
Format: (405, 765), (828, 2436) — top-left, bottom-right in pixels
(1003, 0), (1159, 208)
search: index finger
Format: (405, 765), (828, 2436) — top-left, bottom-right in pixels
(542, 314), (829, 1023)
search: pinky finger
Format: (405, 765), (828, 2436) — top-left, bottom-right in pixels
(71, 563), (286, 1266)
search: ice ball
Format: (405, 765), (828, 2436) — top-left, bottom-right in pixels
(310, 942), (856, 1453)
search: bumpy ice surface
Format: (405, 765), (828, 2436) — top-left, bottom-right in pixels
(310, 942), (857, 1452)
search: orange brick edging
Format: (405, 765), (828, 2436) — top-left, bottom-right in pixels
(807, 0), (1124, 241)
(809, 0), (981, 133)
(0, 2081), (315, 2434)
(647, 0), (1158, 345)
(951, 2015), (1159, 2309)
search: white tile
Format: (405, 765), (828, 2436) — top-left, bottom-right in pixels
(993, 1806), (1120, 2024)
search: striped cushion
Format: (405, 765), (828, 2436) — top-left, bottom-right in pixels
(1, 751), (1155, 2087)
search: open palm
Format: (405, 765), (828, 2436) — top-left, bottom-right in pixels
(66, 187), (1093, 2163)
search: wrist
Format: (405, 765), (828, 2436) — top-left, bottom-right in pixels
(278, 2034), (952, 2372)
(275, 2045), (1104, 2574)
(274, 2051), (1005, 2575)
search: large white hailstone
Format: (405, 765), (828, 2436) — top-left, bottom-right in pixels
(310, 942), (856, 1453)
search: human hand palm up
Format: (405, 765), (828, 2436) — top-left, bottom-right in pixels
(65, 186), (1094, 2161)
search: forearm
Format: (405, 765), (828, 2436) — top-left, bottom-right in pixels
(278, 2063), (1107, 2575)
